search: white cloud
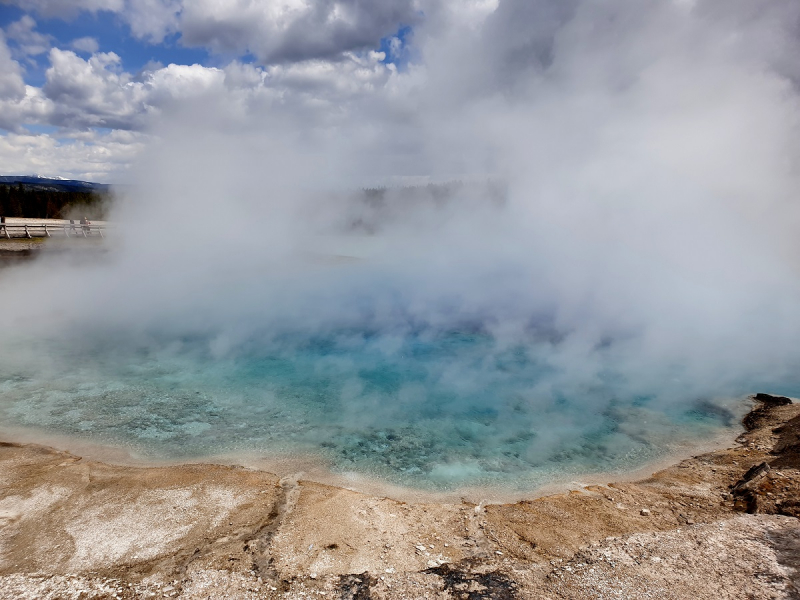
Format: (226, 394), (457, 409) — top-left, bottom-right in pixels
(179, 0), (419, 63)
(0, 32), (26, 102)
(0, 33), (55, 132)
(0, 129), (146, 182)
(263, 51), (394, 97)
(5, 15), (52, 57)
(70, 36), (100, 54)
(144, 62), (226, 106)
(0, 32), (401, 173)
(437, 0), (499, 29)
(0, 3), (444, 175)
(34, 44), (397, 132)
(3, 0), (796, 199)
(1, 0), (123, 18)
(123, 0), (181, 43)
(0, 86), (54, 132)
(43, 49), (149, 130)
(9, 0), (419, 63)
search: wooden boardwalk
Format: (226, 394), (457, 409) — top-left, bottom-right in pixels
(0, 219), (106, 239)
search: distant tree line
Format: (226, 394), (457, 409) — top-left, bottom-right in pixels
(344, 180), (509, 234)
(0, 184), (110, 220)
(359, 180), (508, 207)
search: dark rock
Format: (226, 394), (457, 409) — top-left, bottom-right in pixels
(733, 462), (770, 490)
(753, 394), (793, 407)
(744, 395), (793, 431)
(425, 563), (517, 600)
(731, 462), (770, 514)
(336, 573), (375, 600)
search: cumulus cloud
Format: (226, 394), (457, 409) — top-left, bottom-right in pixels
(0, 86), (53, 132)
(1, 0), (124, 19)
(262, 51), (394, 99)
(0, 32), (54, 132)
(179, 0), (420, 63)
(5, 15), (52, 57)
(147, 62), (225, 99)
(0, 31), (26, 101)
(40, 50), (230, 130)
(0, 30), (400, 170)
(123, 0), (181, 43)
(0, 128), (145, 181)
(34, 44), (397, 131)
(8, 0), (420, 63)
(43, 49), (150, 130)
(0, 0), (423, 174)
(70, 36), (99, 54)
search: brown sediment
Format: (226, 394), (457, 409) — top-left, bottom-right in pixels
(0, 395), (798, 599)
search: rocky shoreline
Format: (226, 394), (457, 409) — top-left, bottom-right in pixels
(0, 394), (797, 599)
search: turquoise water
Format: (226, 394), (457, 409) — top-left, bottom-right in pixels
(0, 325), (752, 490)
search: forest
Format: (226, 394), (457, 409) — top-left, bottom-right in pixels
(0, 183), (110, 220)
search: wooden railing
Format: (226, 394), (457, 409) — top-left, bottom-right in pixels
(0, 221), (106, 239)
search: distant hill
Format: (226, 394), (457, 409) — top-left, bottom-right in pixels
(0, 176), (110, 194)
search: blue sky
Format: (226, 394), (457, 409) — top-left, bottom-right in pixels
(0, 4), (209, 86)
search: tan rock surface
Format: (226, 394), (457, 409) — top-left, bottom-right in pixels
(0, 396), (798, 599)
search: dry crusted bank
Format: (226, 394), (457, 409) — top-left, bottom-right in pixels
(0, 394), (798, 599)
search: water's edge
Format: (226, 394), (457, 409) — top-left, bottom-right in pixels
(0, 412), (746, 504)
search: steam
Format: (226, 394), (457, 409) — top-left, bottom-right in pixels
(126, 0), (800, 388)
(2, 0), (800, 480)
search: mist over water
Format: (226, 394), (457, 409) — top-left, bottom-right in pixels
(0, 320), (754, 489)
(3, 0), (800, 490)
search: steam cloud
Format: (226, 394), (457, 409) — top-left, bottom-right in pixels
(2, 0), (800, 482)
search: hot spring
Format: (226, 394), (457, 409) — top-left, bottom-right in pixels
(3, 180), (800, 494)
(0, 273), (765, 492)
(4, 0), (800, 499)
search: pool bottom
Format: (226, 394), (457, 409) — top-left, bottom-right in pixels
(0, 330), (759, 492)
